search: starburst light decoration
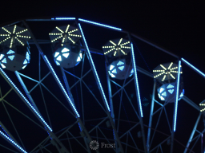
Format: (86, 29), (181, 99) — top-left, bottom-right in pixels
(49, 24), (82, 46)
(0, 25), (31, 48)
(153, 62), (182, 82)
(102, 38), (131, 57)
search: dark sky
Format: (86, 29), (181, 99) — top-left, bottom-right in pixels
(0, 1), (205, 153)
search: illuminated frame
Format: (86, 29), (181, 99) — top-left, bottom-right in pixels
(78, 23), (111, 112)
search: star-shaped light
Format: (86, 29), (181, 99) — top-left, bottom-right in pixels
(49, 24), (82, 45)
(0, 25), (31, 48)
(102, 38), (131, 56)
(153, 62), (182, 81)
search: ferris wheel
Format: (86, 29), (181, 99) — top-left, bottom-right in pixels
(0, 17), (204, 153)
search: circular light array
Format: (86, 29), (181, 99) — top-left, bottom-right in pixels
(158, 83), (184, 101)
(54, 47), (83, 67)
(108, 59), (133, 79)
(0, 49), (30, 70)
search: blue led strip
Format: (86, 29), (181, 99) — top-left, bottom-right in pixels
(43, 55), (80, 117)
(173, 60), (181, 132)
(51, 17), (76, 20)
(78, 18), (122, 31)
(78, 23), (111, 112)
(131, 43), (143, 117)
(181, 58), (205, 78)
(0, 130), (27, 153)
(0, 68), (52, 132)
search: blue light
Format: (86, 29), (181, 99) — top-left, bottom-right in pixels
(7, 50), (15, 54)
(112, 69), (117, 74)
(26, 52), (30, 61)
(131, 43), (143, 117)
(118, 66), (124, 71)
(0, 54), (4, 60)
(181, 58), (205, 77)
(22, 65), (27, 69)
(54, 52), (60, 57)
(174, 60), (181, 132)
(0, 68), (53, 132)
(167, 84), (174, 89)
(8, 55), (15, 61)
(56, 55), (62, 61)
(162, 92), (167, 96)
(78, 23), (111, 112)
(1, 64), (6, 68)
(117, 61), (124, 66)
(62, 53), (69, 58)
(0, 130), (27, 153)
(54, 17), (76, 20)
(2, 58), (7, 63)
(168, 89), (174, 94)
(23, 59), (27, 64)
(61, 48), (69, 53)
(43, 55), (80, 117)
(78, 18), (122, 31)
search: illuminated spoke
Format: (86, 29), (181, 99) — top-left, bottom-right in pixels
(109, 40), (116, 46)
(104, 48), (115, 55)
(68, 28), (78, 34)
(113, 51), (117, 56)
(56, 26), (64, 33)
(16, 29), (28, 35)
(102, 46), (115, 48)
(160, 64), (167, 70)
(118, 38), (123, 45)
(68, 34), (81, 37)
(168, 62), (173, 69)
(51, 35), (63, 43)
(154, 72), (165, 78)
(17, 35), (31, 38)
(170, 71), (178, 73)
(0, 34), (9, 36)
(0, 37), (10, 44)
(169, 73), (175, 79)
(13, 25), (17, 34)
(2, 27), (11, 34)
(120, 49), (127, 55)
(49, 33), (62, 35)
(162, 75), (166, 81)
(15, 37), (25, 46)
(153, 70), (165, 72)
(68, 37), (75, 44)
(170, 66), (178, 70)
(9, 37), (14, 48)
(62, 37), (66, 43)
(121, 46), (131, 49)
(65, 25), (70, 33)
(120, 41), (130, 46)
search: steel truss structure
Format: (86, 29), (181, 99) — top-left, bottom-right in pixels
(0, 17), (204, 153)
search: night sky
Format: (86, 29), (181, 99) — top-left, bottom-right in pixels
(0, 1), (205, 153)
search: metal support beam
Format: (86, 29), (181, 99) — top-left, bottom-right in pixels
(78, 23), (124, 153)
(147, 80), (156, 152)
(170, 60), (181, 153)
(128, 34), (147, 152)
(131, 33), (179, 58)
(182, 96), (200, 111)
(181, 58), (205, 78)
(22, 20), (94, 153)
(0, 123), (27, 153)
(184, 113), (201, 153)
(15, 71), (41, 114)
